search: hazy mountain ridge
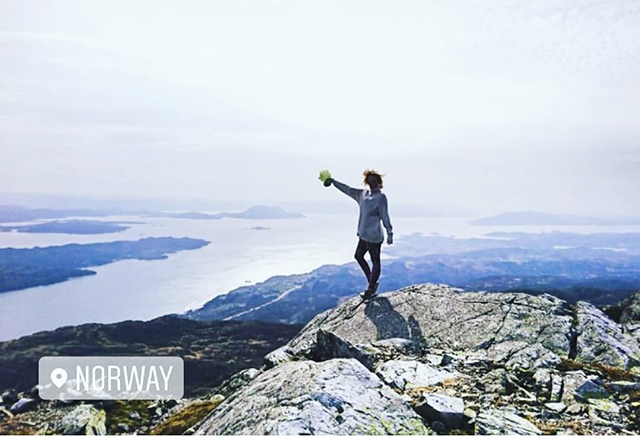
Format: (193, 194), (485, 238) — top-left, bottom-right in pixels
(0, 196), (475, 218)
(0, 205), (144, 223)
(0, 220), (135, 235)
(0, 204), (304, 224)
(390, 231), (640, 257)
(473, 211), (640, 226)
(150, 205), (305, 220)
(182, 232), (640, 325)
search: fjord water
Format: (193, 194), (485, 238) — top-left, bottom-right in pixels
(1, 214), (639, 341)
(0, 213), (366, 340)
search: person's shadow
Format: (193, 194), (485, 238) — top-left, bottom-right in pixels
(363, 296), (424, 344)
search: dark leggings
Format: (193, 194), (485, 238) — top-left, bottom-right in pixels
(354, 238), (382, 290)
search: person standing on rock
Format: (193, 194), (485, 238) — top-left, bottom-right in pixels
(318, 169), (393, 299)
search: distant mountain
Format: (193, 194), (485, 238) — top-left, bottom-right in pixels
(472, 211), (640, 226)
(0, 192), (249, 213)
(182, 255), (640, 325)
(221, 205), (304, 219)
(0, 219), (137, 234)
(153, 205), (304, 220)
(150, 211), (224, 220)
(390, 203), (475, 217)
(0, 205), (148, 223)
(275, 201), (475, 217)
(0, 204), (304, 224)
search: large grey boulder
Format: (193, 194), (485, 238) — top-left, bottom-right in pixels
(573, 301), (640, 368)
(561, 371), (589, 404)
(415, 393), (465, 428)
(264, 346), (295, 368)
(9, 397), (36, 414)
(195, 358), (429, 435)
(286, 284), (640, 372)
(288, 284), (572, 367)
(313, 336), (425, 372)
(375, 360), (457, 391)
(475, 409), (542, 435)
(314, 329), (380, 370)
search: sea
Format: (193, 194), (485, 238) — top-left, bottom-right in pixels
(1, 213), (640, 341)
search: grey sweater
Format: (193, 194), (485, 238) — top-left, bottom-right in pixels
(331, 178), (393, 243)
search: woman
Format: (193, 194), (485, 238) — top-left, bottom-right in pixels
(320, 169), (393, 299)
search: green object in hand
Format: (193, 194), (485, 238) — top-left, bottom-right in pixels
(319, 169), (332, 186)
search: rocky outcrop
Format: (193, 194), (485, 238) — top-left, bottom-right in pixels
(573, 301), (640, 368)
(196, 284), (640, 435)
(605, 292), (640, 357)
(288, 284), (640, 371)
(195, 359), (429, 435)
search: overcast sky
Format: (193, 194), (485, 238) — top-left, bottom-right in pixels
(1, 0), (639, 215)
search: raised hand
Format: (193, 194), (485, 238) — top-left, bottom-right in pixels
(318, 169), (332, 186)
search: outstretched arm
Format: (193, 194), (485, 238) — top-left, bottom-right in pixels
(331, 178), (363, 203)
(379, 194), (393, 244)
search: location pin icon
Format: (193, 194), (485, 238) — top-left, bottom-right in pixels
(51, 368), (68, 388)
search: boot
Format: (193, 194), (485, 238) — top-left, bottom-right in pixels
(361, 281), (379, 300)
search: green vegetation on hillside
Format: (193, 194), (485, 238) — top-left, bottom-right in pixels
(0, 315), (302, 398)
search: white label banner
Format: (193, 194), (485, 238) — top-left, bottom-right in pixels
(38, 356), (184, 400)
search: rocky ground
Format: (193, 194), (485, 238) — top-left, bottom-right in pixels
(2, 283), (639, 435)
(194, 284), (640, 435)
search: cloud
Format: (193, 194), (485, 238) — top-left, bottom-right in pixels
(0, 32), (279, 133)
(1, 2), (639, 217)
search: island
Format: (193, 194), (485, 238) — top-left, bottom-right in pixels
(0, 219), (138, 235)
(0, 237), (209, 293)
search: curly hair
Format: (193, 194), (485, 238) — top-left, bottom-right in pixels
(362, 169), (384, 188)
